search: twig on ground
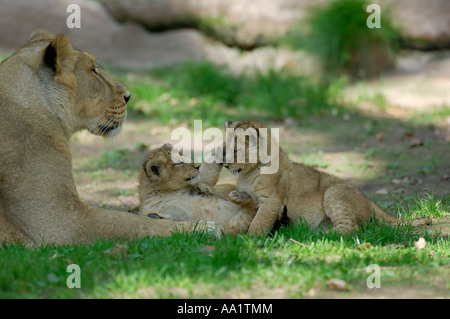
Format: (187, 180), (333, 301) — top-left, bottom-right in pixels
(289, 238), (311, 248)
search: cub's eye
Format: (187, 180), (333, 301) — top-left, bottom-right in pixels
(174, 162), (183, 166)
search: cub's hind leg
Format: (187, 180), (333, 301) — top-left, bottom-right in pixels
(224, 191), (258, 236)
(323, 184), (372, 234)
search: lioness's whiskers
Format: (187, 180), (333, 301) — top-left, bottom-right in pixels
(87, 111), (108, 135)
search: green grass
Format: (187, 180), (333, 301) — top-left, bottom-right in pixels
(281, 0), (399, 78)
(123, 61), (342, 126)
(1, 194), (448, 298)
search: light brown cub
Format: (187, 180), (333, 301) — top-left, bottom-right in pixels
(137, 144), (258, 236)
(223, 121), (432, 235)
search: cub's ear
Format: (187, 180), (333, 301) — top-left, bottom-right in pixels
(224, 121), (236, 129)
(43, 34), (76, 78)
(143, 159), (163, 179)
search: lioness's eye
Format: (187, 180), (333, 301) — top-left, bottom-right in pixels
(174, 162), (183, 166)
(92, 67), (99, 75)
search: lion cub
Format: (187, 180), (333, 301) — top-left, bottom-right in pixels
(222, 121), (432, 235)
(137, 144), (257, 236)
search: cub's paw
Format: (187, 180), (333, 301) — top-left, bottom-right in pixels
(229, 191), (258, 212)
(198, 221), (225, 239)
(229, 190), (251, 203)
(193, 183), (215, 196)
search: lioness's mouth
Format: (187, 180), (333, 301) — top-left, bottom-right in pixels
(98, 123), (120, 133)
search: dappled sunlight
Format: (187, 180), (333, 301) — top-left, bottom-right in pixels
(2, 0), (449, 301)
(70, 107), (449, 215)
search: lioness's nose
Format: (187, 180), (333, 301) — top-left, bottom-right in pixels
(124, 92), (131, 104)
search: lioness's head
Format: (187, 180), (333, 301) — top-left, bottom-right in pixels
(23, 30), (130, 137)
(223, 120), (277, 175)
(139, 144), (200, 194)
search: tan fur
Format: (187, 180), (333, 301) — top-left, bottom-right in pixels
(223, 121), (432, 235)
(137, 144), (257, 236)
(0, 30), (217, 246)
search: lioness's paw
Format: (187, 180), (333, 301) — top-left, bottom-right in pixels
(127, 205), (140, 214)
(410, 217), (433, 227)
(142, 211), (172, 220)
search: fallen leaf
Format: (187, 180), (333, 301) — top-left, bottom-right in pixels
(409, 136), (424, 147)
(375, 188), (388, 195)
(327, 279), (348, 291)
(403, 131), (423, 147)
(306, 287), (318, 297)
(414, 237), (427, 251)
(391, 177), (409, 185)
(376, 132), (384, 142)
(355, 243), (372, 250)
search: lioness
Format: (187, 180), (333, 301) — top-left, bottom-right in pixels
(222, 120), (432, 235)
(0, 30), (217, 245)
(137, 144), (257, 236)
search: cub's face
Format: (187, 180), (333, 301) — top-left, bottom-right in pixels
(223, 121), (266, 175)
(141, 144), (200, 192)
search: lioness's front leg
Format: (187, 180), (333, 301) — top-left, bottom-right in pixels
(83, 206), (224, 241)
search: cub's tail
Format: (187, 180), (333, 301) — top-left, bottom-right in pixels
(370, 202), (432, 227)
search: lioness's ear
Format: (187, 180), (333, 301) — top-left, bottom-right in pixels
(43, 34), (76, 77)
(28, 29), (54, 43)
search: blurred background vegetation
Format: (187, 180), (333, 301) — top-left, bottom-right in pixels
(121, 0), (400, 125)
(1, 0), (449, 125)
(0, 0), (448, 196)
(0, 0), (449, 299)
